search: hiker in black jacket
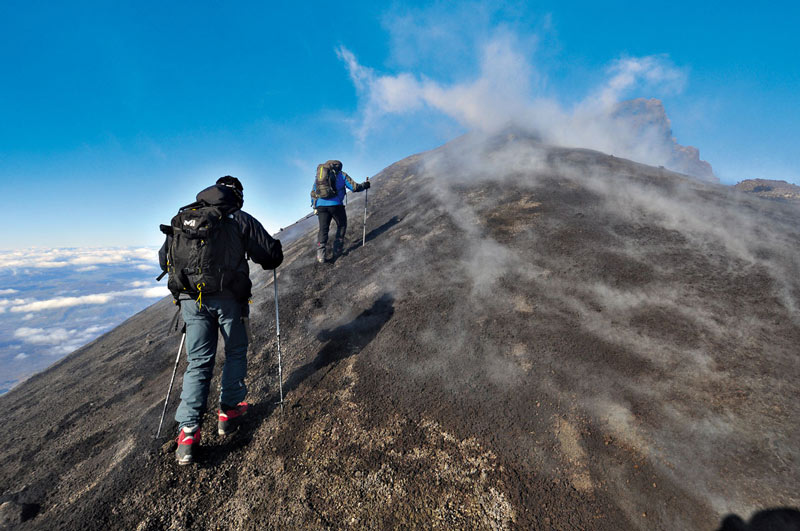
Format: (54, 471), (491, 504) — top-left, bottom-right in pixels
(159, 176), (283, 465)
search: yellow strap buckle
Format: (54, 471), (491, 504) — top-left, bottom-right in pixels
(195, 282), (206, 309)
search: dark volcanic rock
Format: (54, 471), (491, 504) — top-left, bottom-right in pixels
(1, 134), (798, 530)
(0, 501), (23, 528)
(0, 499), (40, 528)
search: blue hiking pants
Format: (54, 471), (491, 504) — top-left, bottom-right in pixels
(175, 296), (248, 430)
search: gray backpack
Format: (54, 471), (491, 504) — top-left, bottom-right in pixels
(311, 160), (342, 201)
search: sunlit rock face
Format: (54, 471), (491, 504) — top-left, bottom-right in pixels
(614, 97), (716, 182)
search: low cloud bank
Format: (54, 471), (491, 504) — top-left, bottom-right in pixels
(13, 325), (108, 354)
(1, 246), (172, 392)
(0, 286), (169, 314)
(0, 247), (158, 270)
(0, 247), (168, 313)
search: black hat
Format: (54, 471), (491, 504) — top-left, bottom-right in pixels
(216, 175), (243, 206)
(217, 175), (243, 191)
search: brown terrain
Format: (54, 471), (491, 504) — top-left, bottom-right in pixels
(734, 179), (800, 203)
(1, 133), (799, 530)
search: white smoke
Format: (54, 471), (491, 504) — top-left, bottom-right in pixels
(338, 31), (715, 180)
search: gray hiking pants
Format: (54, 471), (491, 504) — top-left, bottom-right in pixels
(175, 296), (248, 430)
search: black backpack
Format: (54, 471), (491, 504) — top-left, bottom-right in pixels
(159, 201), (247, 301)
(311, 160), (342, 202)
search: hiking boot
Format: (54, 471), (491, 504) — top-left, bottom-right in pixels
(316, 243), (326, 263)
(218, 402), (249, 435)
(176, 426), (200, 465)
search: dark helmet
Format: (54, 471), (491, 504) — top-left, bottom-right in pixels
(217, 175), (243, 207)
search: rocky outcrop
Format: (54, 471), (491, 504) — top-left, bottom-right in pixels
(0, 499), (40, 528)
(734, 178), (800, 202)
(614, 98), (716, 182)
(670, 143), (715, 182)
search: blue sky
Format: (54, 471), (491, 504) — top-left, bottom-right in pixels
(1, 1), (797, 249)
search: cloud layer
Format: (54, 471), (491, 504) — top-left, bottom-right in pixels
(0, 247), (168, 314)
(0, 247), (158, 270)
(2, 246), (172, 391)
(0, 287), (168, 314)
(13, 325), (108, 355)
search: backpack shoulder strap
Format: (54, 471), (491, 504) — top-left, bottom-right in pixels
(178, 200), (206, 212)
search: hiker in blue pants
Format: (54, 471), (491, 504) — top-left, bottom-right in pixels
(175, 297), (248, 442)
(159, 176), (283, 465)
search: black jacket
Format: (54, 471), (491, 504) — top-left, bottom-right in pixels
(159, 184), (283, 300)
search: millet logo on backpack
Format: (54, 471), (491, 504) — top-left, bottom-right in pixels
(184, 219), (197, 227)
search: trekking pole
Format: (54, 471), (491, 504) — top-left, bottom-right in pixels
(362, 177), (369, 247)
(156, 325), (186, 439)
(273, 269), (285, 415)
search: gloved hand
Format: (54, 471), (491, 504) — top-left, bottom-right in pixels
(363, 180), (371, 189)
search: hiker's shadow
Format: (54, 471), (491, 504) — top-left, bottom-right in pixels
(200, 293), (394, 466)
(284, 292), (395, 400)
(345, 215), (401, 254)
(717, 507), (800, 530)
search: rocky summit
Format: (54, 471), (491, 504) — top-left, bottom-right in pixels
(1, 133), (798, 530)
(613, 98), (716, 182)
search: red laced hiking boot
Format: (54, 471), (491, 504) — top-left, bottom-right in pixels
(218, 402), (249, 435)
(176, 426), (200, 465)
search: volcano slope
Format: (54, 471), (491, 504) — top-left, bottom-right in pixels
(1, 134), (799, 530)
